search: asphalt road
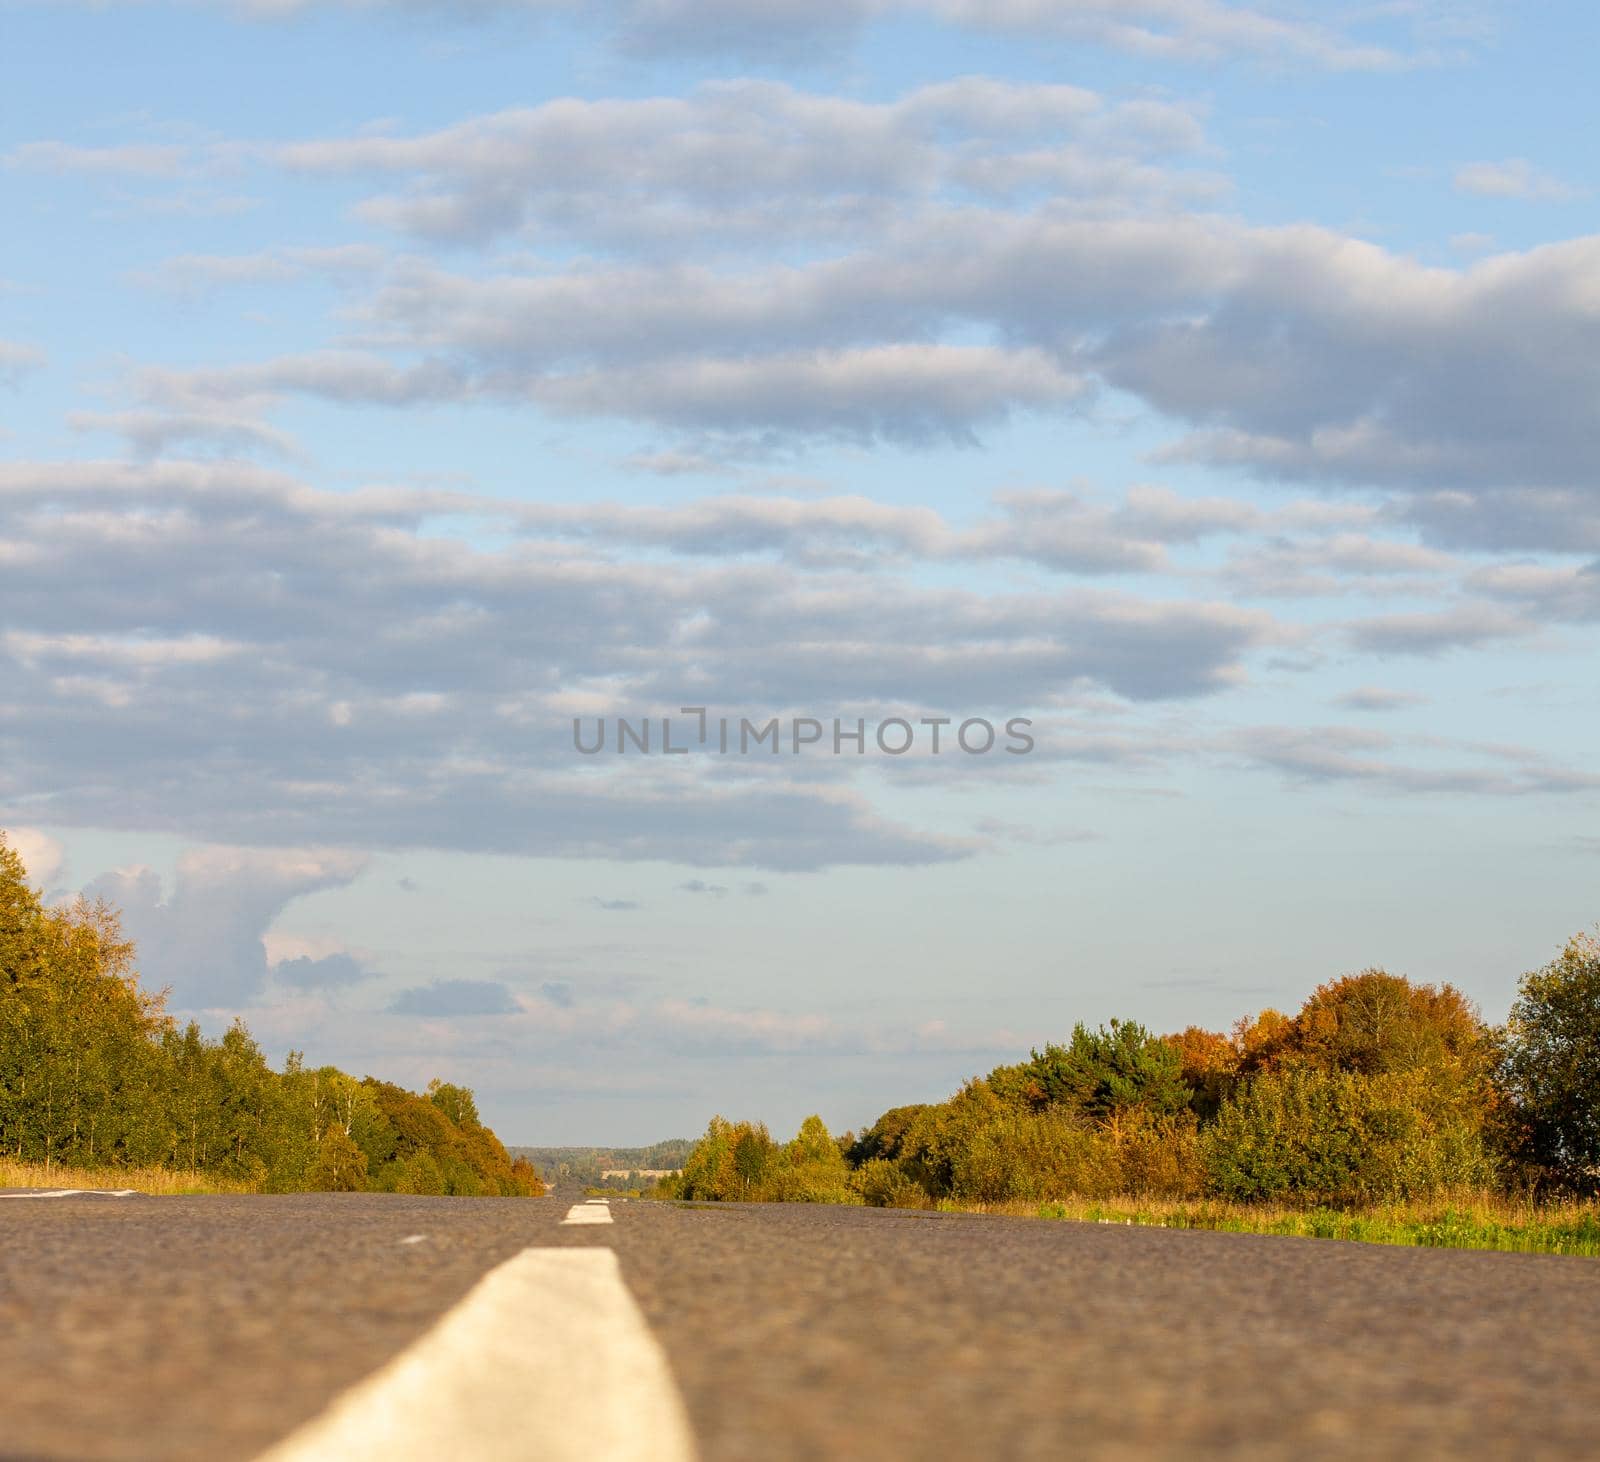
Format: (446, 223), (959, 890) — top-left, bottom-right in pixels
(4, 1185), (1600, 1460)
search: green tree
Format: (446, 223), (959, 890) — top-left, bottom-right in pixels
(427, 1079), (480, 1128)
(1502, 932), (1600, 1192)
(774, 1115), (856, 1203)
(1017, 1020), (1190, 1119)
(308, 1125), (370, 1191)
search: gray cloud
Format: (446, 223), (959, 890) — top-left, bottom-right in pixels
(679, 879), (728, 896)
(388, 978), (520, 1016)
(273, 80), (1216, 249)
(0, 460), (1281, 869)
(271, 951), (378, 987)
(1332, 687), (1431, 713)
(1344, 603), (1535, 656)
(117, 209), (1600, 519)
(60, 0), (1424, 69)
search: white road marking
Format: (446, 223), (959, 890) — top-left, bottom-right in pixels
(256, 1247), (696, 1462)
(0, 1188), (137, 1199)
(562, 1200), (614, 1226)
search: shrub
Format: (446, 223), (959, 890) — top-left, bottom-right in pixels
(1202, 1067), (1495, 1205)
(850, 1157), (932, 1208)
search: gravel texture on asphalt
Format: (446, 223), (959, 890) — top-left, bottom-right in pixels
(4, 1186), (1599, 1460)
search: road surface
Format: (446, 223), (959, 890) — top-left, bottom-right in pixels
(3, 1184), (1598, 1459)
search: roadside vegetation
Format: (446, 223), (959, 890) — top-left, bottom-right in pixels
(0, 833), (542, 1196)
(663, 930), (1600, 1255)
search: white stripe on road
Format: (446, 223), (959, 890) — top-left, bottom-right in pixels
(0, 1188), (137, 1199)
(256, 1247), (696, 1462)
(561, 1200), (614, 1226)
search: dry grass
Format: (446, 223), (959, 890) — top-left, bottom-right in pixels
(937, 1191), (1600, 1256)
(0, 1159), (258, 1196)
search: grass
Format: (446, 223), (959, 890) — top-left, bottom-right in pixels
(937, 1193), (1600, 1257)
(0, 1158), (257, 1196)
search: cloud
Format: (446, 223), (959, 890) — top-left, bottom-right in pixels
(4, 141), (192, 177)
(388, 978), (520, 1015)
(51, 0), (1427, 70)
(2, 827), (66, 890)
(132, 244), (385, 295)
(68, 410), (301, 461)
(1332, 687), (1431, 712)
(589, 897), (641, 911)
(0, 461), (1285, 869)
(110, 206), (1600, 516)
(679, 879), (728, 896)
(1454, 159), (1582, 202)
(0, 341), (46, 388)
(1232, 726), (1600, 797)
(271, 951), (378, 987)
(533, 345), (1086, 444)
(275, 80), (1216, 248)
(1344, 603), (1534, 656)
(81, 845), (369, 1008)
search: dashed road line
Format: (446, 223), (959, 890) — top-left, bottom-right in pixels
(256, 1245), (696, 1462)
(561, 1199), (614, 1226)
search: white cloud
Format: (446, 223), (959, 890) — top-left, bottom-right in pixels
(1454, 159), (1582, 202)
(83, 845), (370, 1008)
(2, 827), (66, 890)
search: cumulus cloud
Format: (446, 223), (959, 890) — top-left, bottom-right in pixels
(273, 80), (1217, 248)
(81, 846), (369, 1008)
(109, 206), (1600, 513)
(2, 827), (66, 890)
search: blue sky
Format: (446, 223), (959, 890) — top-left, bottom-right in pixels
(3, 0), (1598, 1143)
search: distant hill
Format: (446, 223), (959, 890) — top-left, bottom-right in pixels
(509, 1139), (693, 1185)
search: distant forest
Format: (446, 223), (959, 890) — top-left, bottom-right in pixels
(0, 832), (541, 1196)
(512, 1140), (693, 1186)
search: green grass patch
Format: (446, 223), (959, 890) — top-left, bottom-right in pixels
(1023, 1196), (1600, 1256)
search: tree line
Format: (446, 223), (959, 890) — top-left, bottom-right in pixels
(0, 833), (541, 1196)
(666, 931), (1600, 1209)
(510, 1140), (693, 1187)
